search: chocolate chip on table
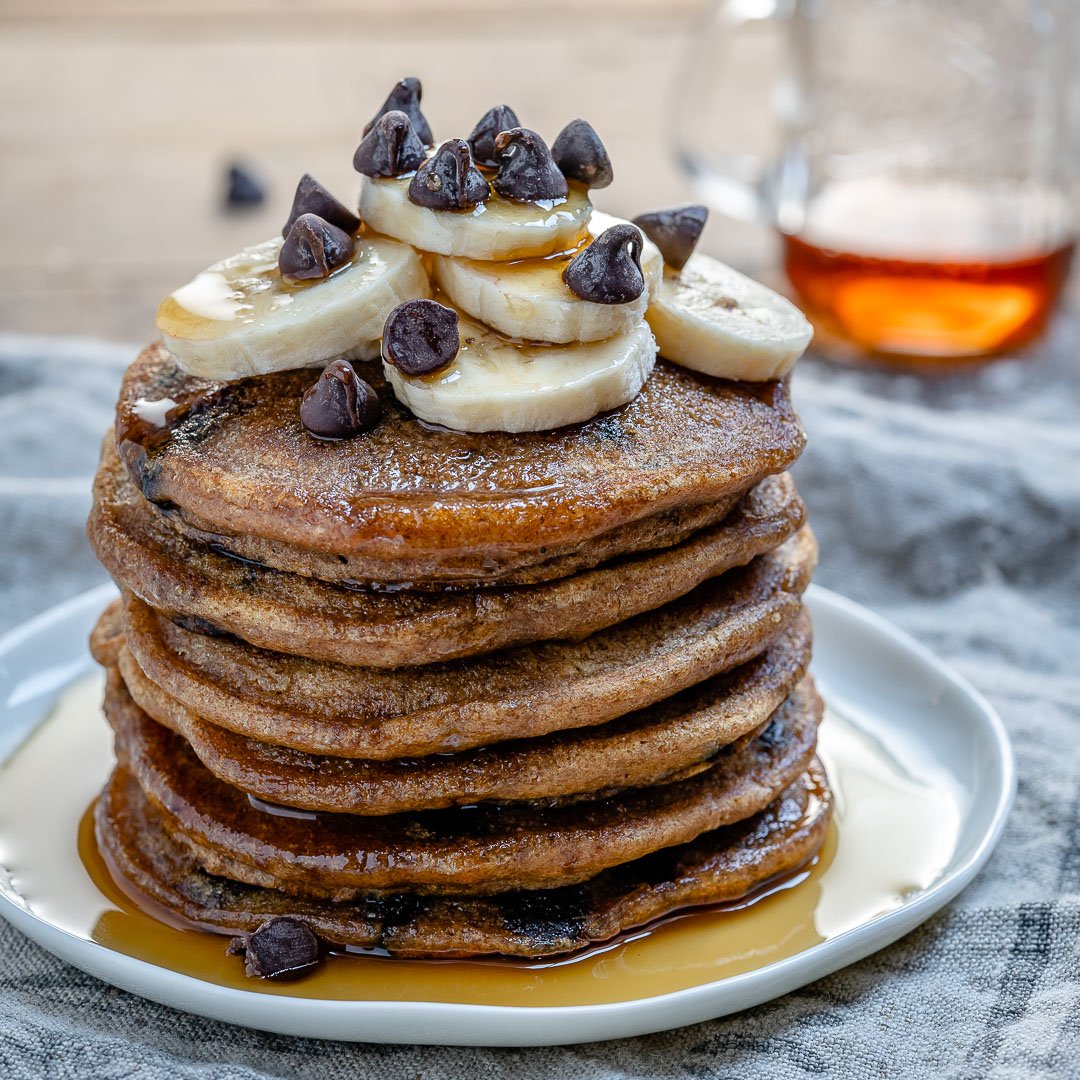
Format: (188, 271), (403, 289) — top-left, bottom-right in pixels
(408, 140), (490, 211)
(563, 223), (645, 304)
(631, 205), (708, 271)
(467, 104), (521, 168)
(278, 214), (354, 283)
(300, 360), (382, 440)
(353, 110), (427, 178)
(282, 174), (360, 238)
(226, 916), (323, 980)
(382, 298), (460, 376)
(225, 164), (265, 208)
(550, 119), (613, 189)
(492, 128), (569, 202)
(363, 76), (433, 146)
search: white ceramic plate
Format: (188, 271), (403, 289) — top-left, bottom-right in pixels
(0, 584), (1013, 1046)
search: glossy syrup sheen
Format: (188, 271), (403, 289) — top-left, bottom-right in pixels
(0, 675), (961, 1007)
(154, 233), (412, 343)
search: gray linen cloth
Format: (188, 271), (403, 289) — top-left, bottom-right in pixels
(0, 331), (1077, 1079)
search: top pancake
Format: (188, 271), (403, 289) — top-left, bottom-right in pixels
(116, 343), (805, 586)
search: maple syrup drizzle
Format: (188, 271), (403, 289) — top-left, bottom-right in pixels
(0, 674), (960, 1007)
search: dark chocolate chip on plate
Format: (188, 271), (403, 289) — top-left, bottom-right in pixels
(353, 110), (427, 178)
(227, 916), (323, 981)
(282, 174), (360, 238)
(467, 104), (521, 168)
(631, 205), (708, 271)
(408, 140), (490, 211)
(362, 76), (433, 146)
(551, 119), (613, 189)
(382, 298), (460, 377)
(279, 213), (355, 283)
(492, 128), (568, 203)
(300, 360), (382, 440)
(225, 164), (265, 208)
(563, 223), (645, 304)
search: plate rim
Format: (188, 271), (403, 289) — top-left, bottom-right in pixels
(0, 583), (1016, 1046)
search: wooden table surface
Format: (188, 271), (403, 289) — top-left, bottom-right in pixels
(0, 0), (769, 344)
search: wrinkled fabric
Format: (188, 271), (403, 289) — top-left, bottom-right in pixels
(0, 332), (1077, 1080)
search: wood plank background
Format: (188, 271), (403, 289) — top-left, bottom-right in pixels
(0, 0), (770, 343)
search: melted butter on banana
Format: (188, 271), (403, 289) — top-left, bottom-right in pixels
(157, 234), (430, 380)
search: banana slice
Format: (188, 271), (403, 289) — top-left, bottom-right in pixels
(358, 169), (592, 260)
(429, 211), (663, 344)
(384, 311), (657, 433)
(156, 235), (430, 380)
(646, 254), (813, 380)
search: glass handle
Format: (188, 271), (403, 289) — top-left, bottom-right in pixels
(671, 0), (802, 226)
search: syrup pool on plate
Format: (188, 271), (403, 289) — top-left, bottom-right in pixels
(0, 673), (960, 1008)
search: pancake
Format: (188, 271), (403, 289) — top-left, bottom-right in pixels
(89, 439), (806, 667)
(166, 490), (749, 591)
(109, 611), (811, 813)
(90, 604), (124, 668)
(116, 343), (805, 586)
(108, 674), (821, 897)
(97, 761), (831, 958)
(115, 528), (817, 759)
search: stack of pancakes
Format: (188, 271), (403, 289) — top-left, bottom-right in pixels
(87, 342), (830, 959)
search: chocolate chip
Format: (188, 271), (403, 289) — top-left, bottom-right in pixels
(227, 916), (322, 980)
(225, 164), (264, 208)
(382, 299), (459, 376)
(492, 128), (568, 203)
(467, 104), (521, 168)
(282, 174), (360, 238)
(563, 223), (645, 304)
(225, 164), (264, 207)
(300, 360), (381, 440)
(631, 205), (708, 271)
(407, 140), (489, 211)
(363, 76), (433, 146)
(551, 119), (613, 189)
(353, 110), (427, 178)
(278, 214), (354, 283)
